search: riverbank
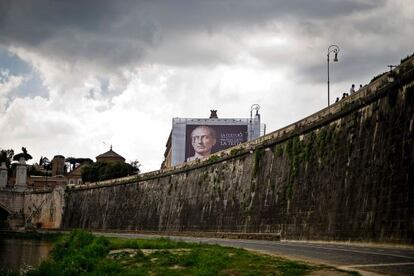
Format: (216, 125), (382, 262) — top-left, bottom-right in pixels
(17, 230), (357, 275)
(0, 230), (62, 241)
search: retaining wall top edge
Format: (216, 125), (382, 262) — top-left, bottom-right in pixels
(68, 55), (414, 191)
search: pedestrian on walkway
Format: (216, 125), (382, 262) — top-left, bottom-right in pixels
(350, 84), (356, 94)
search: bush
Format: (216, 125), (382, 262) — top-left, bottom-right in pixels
(28, 230), (113, 276)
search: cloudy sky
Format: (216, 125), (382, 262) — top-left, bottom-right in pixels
(0, 0), (413, 171)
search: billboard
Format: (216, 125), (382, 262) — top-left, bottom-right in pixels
(185, 124), (248, 161)
(169, 116), (260, 166)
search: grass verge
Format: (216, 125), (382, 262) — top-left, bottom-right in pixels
(24, 230), (356, 275)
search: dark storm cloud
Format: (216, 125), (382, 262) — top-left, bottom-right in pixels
(297, 49), (413, 85)
(0, 0), (125, 45)
(0, 0), (158, 68)
(0, 0), (385, 69)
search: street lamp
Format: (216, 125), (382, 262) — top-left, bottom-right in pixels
(250, 104), (260, 140)
(327, 45), (340, 106)
(387, 65), (397, 83)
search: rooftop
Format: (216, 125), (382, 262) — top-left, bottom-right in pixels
(96, 146), (126, 162)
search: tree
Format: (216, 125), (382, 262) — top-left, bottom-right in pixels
(39, 156), (52, 170)
(0, 149), (14, 168)
(130, 160), (141, 174)
(75, 158), (93, 164)
(81, 162), (136, 183)
(65, 157), (77, 171)
(13, 147), (33, 161)
(66, 157), (93, 172)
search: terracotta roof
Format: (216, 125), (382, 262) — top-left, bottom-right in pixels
(96, 148), (125, 161)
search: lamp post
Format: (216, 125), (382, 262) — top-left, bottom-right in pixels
(387, 65), (397, 83)
(250, 104), (260, 140)
(327, 45), (340, 106)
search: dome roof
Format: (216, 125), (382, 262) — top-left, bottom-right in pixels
(96, 147), (125, 162)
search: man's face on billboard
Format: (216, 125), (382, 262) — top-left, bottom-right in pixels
(191, 127), (216, 156)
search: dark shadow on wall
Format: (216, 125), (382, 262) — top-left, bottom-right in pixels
(0, 207), (10, 230)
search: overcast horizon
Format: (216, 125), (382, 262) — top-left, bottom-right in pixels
(0, 0), (413, 171)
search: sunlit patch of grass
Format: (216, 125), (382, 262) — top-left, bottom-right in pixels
(26, 230), (356, 275)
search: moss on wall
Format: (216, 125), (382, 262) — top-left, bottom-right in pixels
(63, 66), (414, 244)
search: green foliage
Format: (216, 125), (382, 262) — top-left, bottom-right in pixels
(316, 128), (333, 154)
(316, 129), (327, 152)
(287, 137), (302, 160)
(0, 149), (14, 168)
(285, 136), (304, 180)
(94, 260), (124, 275)
(81, 161), (137, 182)
(28, 230), (112, 276)
(109, 237), (192, 250)
(181, 247), (229, 275)
(207, 154), (220, 163)
(272, 128), (336, 198)
(39, 156), (52, 170)
(305, 132), (317, 159)
(370, 71), (387, 83)
(400, 53), (413, 64)
(273, 144), (284, 157)
(129, 159), (141, 173)
(108, 242), (310, 276)
(285, 139), (293, 160)
(252, 148), (264, 178)
(27, 230), (319, 276)
(230, 147), (243, 156)
(66, 157), (93, 171)
(227, 248), (309, 275)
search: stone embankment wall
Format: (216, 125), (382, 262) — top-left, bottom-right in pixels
(0, 187), (64, 230)
(63, 56), (414, 244)
(24, 187), (65, 229)
(0, 191), (24, 215)
(0, 191), (25, 229)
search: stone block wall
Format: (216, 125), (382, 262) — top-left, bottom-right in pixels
(0, 191), (24, 214)
(0, 191), (25, 229)
(24, 187), (65, 229)
(62, 57), (414, 244)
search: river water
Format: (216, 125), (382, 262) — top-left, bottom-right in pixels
(0, 238), (53, 271)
